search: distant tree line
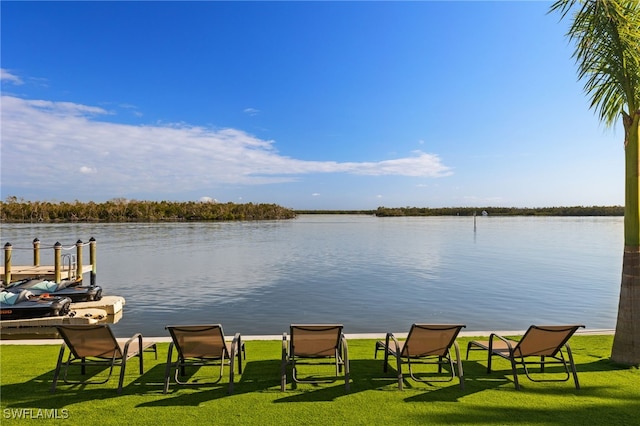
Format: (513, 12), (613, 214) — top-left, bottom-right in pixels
(0, 197), (624, 222)
(374, 206), (624, 217)
(0, 197), (296, 223)
(294, 210), (375, 215)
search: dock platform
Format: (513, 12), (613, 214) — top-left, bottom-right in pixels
(0, 265), (93, 283)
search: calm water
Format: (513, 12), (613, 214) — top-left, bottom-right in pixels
(1, 215), (623, 337)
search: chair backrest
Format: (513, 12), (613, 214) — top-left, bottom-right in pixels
(401, 324), (466, 358)
(56, 324), (121, 359)
(166, 324), (227, 359)
(290, 324), (343, 357)
(514, 325), (585, 357)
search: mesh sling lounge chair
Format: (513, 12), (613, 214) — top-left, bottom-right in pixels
(281, 324), (350, 391)
(51, 324), (158, 394)
(465, 324), (585, 390)
(164, 324), (245, 394)
(374, 324), (466, 390)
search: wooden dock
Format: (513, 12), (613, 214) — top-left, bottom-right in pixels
(1, 237), (130, 339)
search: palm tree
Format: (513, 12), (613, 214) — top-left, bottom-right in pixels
(550, 0), (640, 365)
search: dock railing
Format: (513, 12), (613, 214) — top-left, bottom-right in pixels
(2, 238), (96, 285)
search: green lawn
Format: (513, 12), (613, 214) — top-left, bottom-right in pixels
(1, 335), (638, 425)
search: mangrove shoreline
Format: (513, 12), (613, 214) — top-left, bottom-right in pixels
(0, 197), (624, 223)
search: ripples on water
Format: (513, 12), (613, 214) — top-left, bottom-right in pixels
(2, 215), (622, 337)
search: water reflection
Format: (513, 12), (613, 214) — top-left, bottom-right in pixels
(2, 215), (622, 337)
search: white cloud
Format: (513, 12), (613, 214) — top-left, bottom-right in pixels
(79, 166), (97, 174)
(1, 95), (452, 199)
(199, 196), (218, 203)
(1, 69), (23, 85)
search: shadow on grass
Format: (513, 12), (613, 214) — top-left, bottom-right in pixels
(274, 358), (481, 403)
(0, 370), (152, 409)
(2, 353), (636, 411)
(401, 357), (639, 402)
(274, 359), (378, 403)
(136, 359), (284, 407)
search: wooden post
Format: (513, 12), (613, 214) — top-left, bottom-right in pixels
(76, 240), (83, 282)
(54, 242), (62, 284)
(33, 238), (40, 266)
(4, 242), (12, 285)
(89, 237), (97, 286)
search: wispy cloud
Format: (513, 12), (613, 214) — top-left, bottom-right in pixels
(1, 95), (452, 199)
(1, 69), (24, 85)
(243, 107), (260, 116)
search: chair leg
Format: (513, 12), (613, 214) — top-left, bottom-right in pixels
(396, 355), (404, 390)
(509, 356), (520, 390)
(565, 343), (580, 390)
(374, 341), (383, 359)
(50, 345), (66, 393)
(236, 341), (244, 375)
(163, 343), (175, 394)
(138, 351), (144, 375)
(383, 347), (389, 373)
(118, 353), (129, 394)
(228, 350), (235, 394)
(453, 342), (464, 390)
(343, 344), (350, 391)
(280, 359), (287, 392)
(281, 334), (288, 391)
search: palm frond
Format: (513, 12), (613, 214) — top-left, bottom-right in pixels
(550, 0), (640, 127)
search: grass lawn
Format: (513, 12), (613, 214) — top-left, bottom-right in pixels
(1, 335), (639, 425)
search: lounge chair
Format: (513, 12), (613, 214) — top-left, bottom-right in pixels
(51, 324), (158, 394)
(375, 324), (466, 390)
(466, 324), (585, 390)
(281, 324), (350, 391)
(164, 324), (245, 394)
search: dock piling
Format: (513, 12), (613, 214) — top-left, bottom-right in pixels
(89, 237), (97, 286)
(33, 238), (40, 266)
(4, 243), (12, 284)
(76, 240), (83, 282)
(54, 242), (62, 283)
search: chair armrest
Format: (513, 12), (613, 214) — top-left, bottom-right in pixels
(230, 333), (241, 356)
(231, 332), (241, 348)
(122, 333), (143, 358)
(340, 333), (349, 359)
(489, 333), (515, 354)
(386, 332), (401, 354)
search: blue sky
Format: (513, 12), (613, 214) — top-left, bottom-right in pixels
(0, 1), (624, 210)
